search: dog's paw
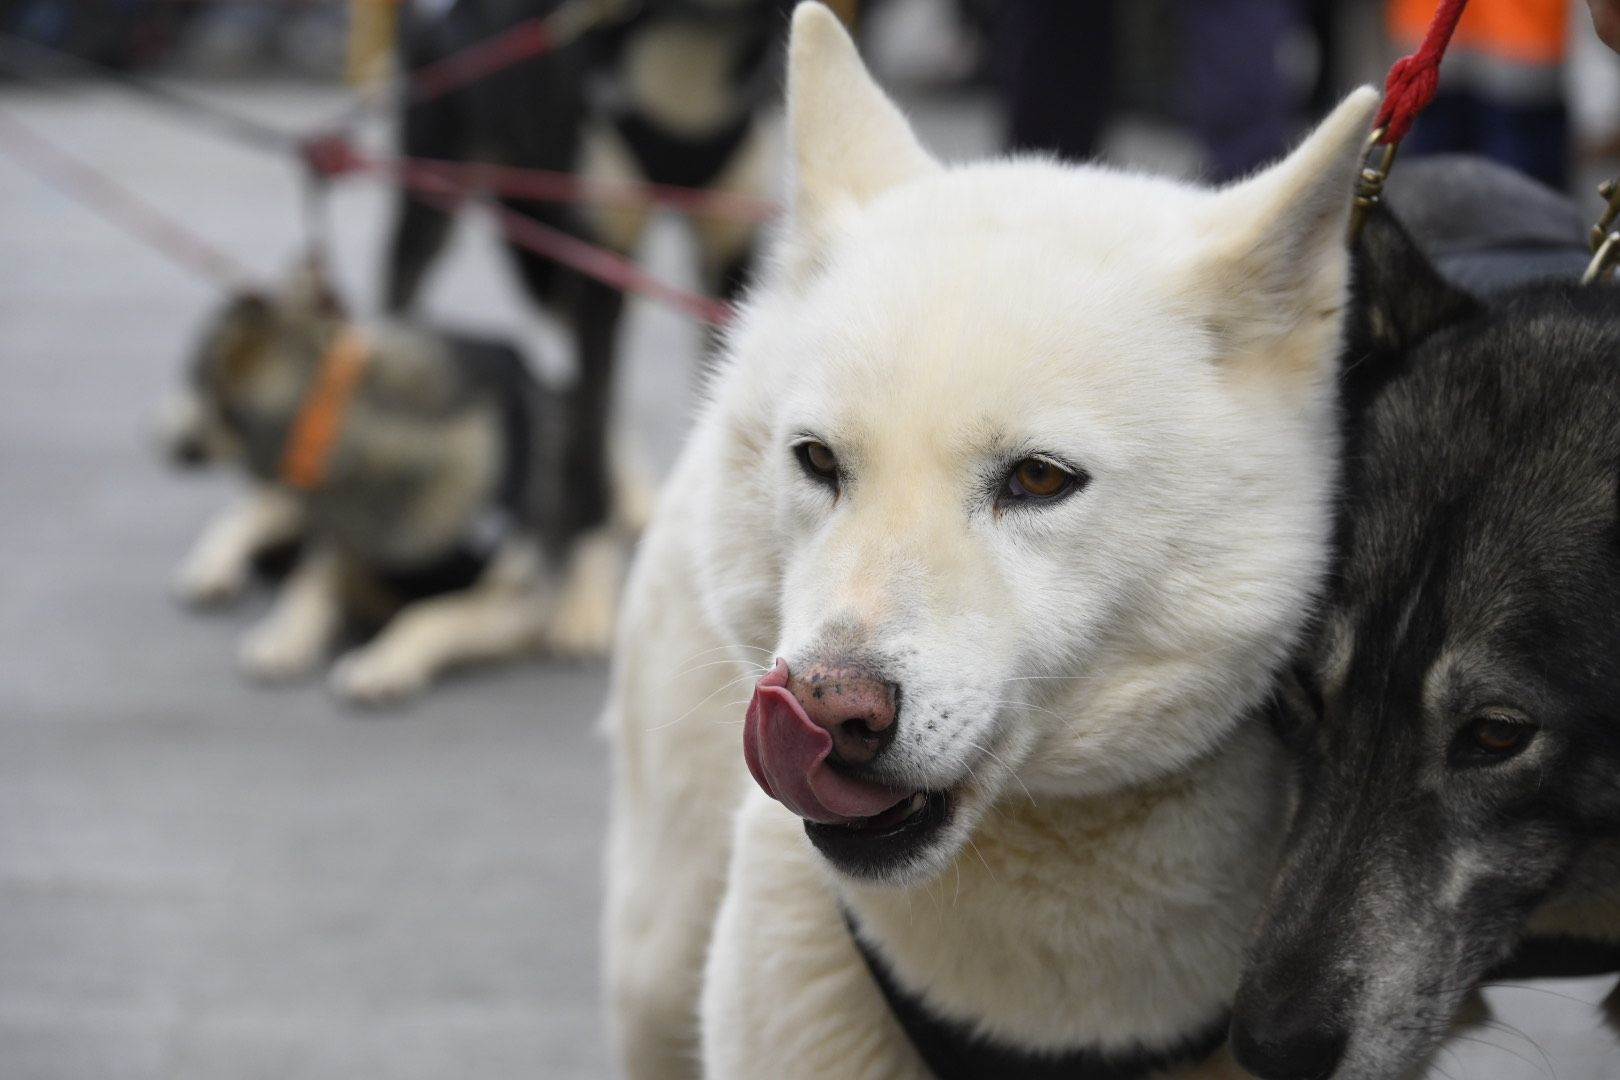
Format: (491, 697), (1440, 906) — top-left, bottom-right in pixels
(330, 645), (429, 705)
(238, 623), (324, 682)
(175, 554), (248, 608)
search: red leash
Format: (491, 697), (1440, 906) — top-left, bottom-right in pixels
(299, 134), (779, 225)
(400, 168), (734, 327)
(1349, 0), (1469, 238)
(406, 18), (559, 105)
(381, 0), (625, 110)
(1, 15), (744, 323)
(0, 109), (257, 287)
(1374, 0), (1469, 143)
(388, 155), (779, 224)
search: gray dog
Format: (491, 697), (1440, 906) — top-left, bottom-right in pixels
(1231, 158), (1620, 1080)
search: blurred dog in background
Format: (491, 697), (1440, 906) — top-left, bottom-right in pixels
(157, 0), (795, 701)
(162, 261), (639, 704)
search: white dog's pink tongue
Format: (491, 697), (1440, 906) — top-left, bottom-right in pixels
(744, 659), (910, 825)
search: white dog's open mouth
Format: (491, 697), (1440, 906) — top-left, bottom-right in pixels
(744, 660), (957, 876)
(802, 788), (953, 875)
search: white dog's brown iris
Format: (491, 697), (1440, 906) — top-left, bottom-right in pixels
(1007, 457), (1072, 500)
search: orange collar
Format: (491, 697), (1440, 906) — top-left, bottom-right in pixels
(278, 327), (371, 491)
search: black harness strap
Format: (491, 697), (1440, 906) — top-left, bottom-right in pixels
(845, 913), (1230, 1080)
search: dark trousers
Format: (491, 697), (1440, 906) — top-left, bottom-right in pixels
(1180, 0), (1300, 182)
(1000, 0), (1116, 161)
(999, 0), (1301, 179)
(1405, 90), (1571, 191)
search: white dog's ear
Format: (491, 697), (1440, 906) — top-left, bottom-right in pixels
(782, 2), (938, 272)
(1191, 87), (1379, 379)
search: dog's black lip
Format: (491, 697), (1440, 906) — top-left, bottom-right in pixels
(804, 791), (952, 878)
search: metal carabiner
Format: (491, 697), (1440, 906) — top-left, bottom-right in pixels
(1582, 177), (1620, 285)
(1347, 126), (1399, 245)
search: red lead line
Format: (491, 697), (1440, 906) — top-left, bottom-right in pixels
(0, 109), (258, 287)
(1375, 0), (1469, 143)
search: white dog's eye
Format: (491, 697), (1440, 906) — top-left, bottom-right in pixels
(794, 439), (839, 492)
(999, 457), (1083, 506)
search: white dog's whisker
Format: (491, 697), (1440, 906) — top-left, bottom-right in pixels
(672, 642), (775, 666)
(672, 657), (772, 680)
(960, 733), (1037, 808)
(964, 837), (997, 885)
(647, 670), (769, 732)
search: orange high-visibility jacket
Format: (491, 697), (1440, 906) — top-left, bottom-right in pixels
(1388, 0), (1568, 65)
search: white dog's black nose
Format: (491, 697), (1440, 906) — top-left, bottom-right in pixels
(786, 663), (897, 767)
(1229, 1008), (1347, 1080)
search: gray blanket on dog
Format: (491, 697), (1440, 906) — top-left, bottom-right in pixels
(1384, 155), (1593, 292)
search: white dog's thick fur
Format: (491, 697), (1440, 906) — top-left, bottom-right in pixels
(603, 6), (1378, 1077)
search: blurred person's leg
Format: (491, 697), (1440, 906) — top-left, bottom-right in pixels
(1181, 0), (1301, 181)
(1305, 0), (1342, 117)
(1404, 90), (1477, 157)
(1002, 0), (1115, 160)
(1475, 96), (1570, 188)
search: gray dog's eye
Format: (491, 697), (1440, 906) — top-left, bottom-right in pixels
(1449, 713), (1538, 766)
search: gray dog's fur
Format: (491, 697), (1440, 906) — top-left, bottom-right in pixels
(1230, 158), (1620, 1080)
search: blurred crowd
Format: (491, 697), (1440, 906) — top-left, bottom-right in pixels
(977, 0), (1620, 190)
(4, 0), (1617, 187)
(0, 0), (347, 75)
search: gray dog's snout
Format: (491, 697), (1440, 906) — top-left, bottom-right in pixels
(786, 662), (898, 767)
(1230, 979), (1349, 1080)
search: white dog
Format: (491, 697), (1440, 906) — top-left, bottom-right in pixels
(602, 6), (1377, 1077)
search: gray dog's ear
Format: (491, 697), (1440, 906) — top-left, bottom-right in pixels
(1338, 205), (1480, 418)
(1351, 205), (1479, 355)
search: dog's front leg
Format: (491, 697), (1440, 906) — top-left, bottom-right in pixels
(330, 542), (549, 704)
(238, 544), (342, 682)
(700, 793), (931, 1080)
(175, 485), (304, 606)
